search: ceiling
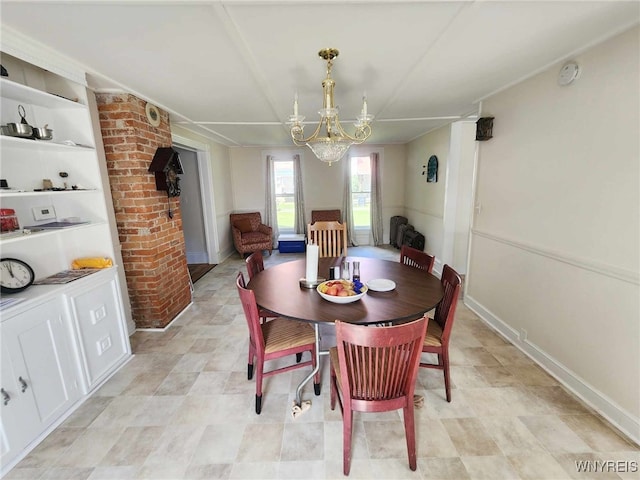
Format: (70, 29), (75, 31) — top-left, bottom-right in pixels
(1, 1), (638, 148)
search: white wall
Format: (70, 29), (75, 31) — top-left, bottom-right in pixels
(405, 124), (451, 266)
(229, 144), (407, 245)
(467, 26), (639, 441)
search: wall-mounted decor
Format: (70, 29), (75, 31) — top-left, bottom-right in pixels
(148, 147), (183, 197)
(145, 102), (161, 127)
(422, 155), (438, 183)
(476, 117), (494, 141)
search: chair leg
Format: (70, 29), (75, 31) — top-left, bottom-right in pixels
(403, 404), (417, 471)
(442, 351), (452, 402)
(248, 345), (255, 379)
(255, 359), (264, 414)
(343, 407), (353, 475)
(330, 368), (337, 410)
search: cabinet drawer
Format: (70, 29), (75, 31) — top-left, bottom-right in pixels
(67, 278), (128, 389)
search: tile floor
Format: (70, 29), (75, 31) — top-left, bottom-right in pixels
(6, 246), (639, 479)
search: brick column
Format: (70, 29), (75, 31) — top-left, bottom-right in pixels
(95, 93), (191, 329)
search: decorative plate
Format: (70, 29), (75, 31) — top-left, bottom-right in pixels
(366, 278), (396, 292)
(145, 102), (161, 127)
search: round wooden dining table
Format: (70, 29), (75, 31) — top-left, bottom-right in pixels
(247, 256), (444, 409)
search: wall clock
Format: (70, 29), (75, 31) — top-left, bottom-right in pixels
(166, 167), (181, 198)
(145, 102), (161, 127)
(1, 257), (35, 293)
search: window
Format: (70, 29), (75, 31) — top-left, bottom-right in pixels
(350, 156), (371, 228)
(274, 160), (295, 232)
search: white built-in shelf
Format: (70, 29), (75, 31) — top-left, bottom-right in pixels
(0, 78), (87, 109)
(0, 189), (98, 198)
(0, 221), (106, 246)
(0, 135), (95, 151)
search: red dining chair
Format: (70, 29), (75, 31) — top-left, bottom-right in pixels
(419, 264), (461, 402)
(245, 251), (277, 322)
(236, 272), (320, 414)
(400, 244), (435, 273)
(330, 316), (428, 475)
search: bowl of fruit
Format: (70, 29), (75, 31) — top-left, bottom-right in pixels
(316, 279), (368, 304)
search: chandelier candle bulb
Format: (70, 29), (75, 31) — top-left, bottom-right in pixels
(362, 96), (367, 117)
(294, 94), (299, 116)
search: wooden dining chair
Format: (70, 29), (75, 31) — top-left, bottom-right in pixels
(245, 251), (278, 322)
(400, 244), (435, 273)
(307, 220), (347, 257)
(236, 272), (320, 414)
(419, 264), (462, 402)
(330, 316), (428, 475)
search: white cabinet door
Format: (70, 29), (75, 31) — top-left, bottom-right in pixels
(67, 273), (130, 391)
(0, 336), (40, 468)
(1, 299), (81, 467)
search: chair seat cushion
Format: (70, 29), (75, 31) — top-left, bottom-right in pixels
(262, 318), (316, 353)
(242, 231), (270, 244)
(423, 320), (443, 347)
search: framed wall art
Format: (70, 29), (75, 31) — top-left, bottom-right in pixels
(422, 155), (438, 183)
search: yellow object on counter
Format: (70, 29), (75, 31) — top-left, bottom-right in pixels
(71, 257), (113, 269)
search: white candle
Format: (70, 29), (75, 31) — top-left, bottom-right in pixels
(294, 93), (299, 116)
(362, 95), (367, 117)
(306, 243), (319, 282)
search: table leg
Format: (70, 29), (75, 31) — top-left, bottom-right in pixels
(294, 323), (328, 407)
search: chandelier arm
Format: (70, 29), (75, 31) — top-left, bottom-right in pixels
(291, 118), (325, 145)
(332, 116), (372, 144)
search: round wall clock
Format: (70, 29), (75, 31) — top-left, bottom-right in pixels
(1, 258), (35, 293)
(145, 102), (161, 127)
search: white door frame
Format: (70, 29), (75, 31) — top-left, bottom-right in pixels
(172, 133), (219, 264)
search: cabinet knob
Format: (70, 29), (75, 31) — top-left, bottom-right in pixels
(18, 377), (28, 393)
(1, 388), (9, 405)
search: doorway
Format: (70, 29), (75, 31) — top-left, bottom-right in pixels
(172, 138), (219, 282)
(175, 146), (207, 264)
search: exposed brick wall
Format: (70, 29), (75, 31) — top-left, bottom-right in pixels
(95, 93), (191, 329)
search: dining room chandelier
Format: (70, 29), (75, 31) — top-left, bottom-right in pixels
(288, 48), (374, 166)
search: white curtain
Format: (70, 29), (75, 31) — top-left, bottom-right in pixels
(370, 152), (383, 245)
(342, 156), (359, 246)
(264, 155), (279, 248)
(293, 154), (306, 235)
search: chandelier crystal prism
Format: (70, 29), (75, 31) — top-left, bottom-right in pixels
(288, 48), (374, 165)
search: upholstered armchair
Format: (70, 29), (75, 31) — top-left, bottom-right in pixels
(230, 212), (273, 257)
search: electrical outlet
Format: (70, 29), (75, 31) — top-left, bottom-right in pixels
(32, 205), (56, 221)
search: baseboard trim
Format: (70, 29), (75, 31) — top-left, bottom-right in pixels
(464, 294), (640, 446)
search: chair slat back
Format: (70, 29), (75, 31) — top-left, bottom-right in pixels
(236, 272), (265, 351)
(433, 264), (461, 344)
(245, 250), (265, 280)
(400, 245), (435, 273)
(307, 221), (347, 257)
(335, 317), (427, 401)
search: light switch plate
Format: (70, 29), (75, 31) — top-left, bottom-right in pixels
(32, 205), (56, 221)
